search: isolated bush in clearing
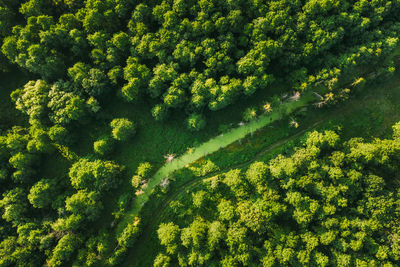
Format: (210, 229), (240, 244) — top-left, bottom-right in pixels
(187, 113), (206, 131)
(94, 136), (114, 155)
(110, 118), (136, 141)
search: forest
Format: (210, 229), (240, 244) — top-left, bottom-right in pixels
(155, 127), (400, 266)
(0, 0), (400, 266)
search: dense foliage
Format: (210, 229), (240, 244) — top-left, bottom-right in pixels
(0, 0), (399, 123)
(156, 124), (400, 266)
(0, 0), (399, 266)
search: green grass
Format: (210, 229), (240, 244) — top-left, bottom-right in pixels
(123, 71), (400, 267)
(62, 74), (297, 264)
(115, 91), (315, 235)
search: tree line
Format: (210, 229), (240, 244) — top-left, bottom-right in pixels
(155, 123), (400, 266)
(0, 0), (400, 266)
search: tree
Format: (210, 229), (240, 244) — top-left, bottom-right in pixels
(243, 76), (261, 96)
(14, 80), (50, 126)
(9, 152), (34, 172)
(154, 253), (171, 267)
(187, 113), (206, 131)
(65, 190), (102, 221)
(106, 31), (130, 65)
(48, 81), (87, 125)
(393, 122), (400, 139)
(243, 107), (257, 122)
(69, 158), (122, 192)
(163, 86), (186, 108)
(157, 222), (180, 255)
(117, 218), (140, 248)
(93, 136), (114, 155)
(149, 63), (177, 98)
(207, 221), (226, 251)
(47, 234), (81, 267)
(0, 188), (28, 225)
(152, 104), (168, 121)
(4, 126), (29, 153)
(110, 118), (136, 141)
(48, 125), (71, 145)
(27, 125), (52, 153)
(132, 162), (152, 188)
(122, 57), (151, 101)
(137, 162), (152, 177)
(81, 68), (110, 97)
(245, 161), (269, 194)
(131, 175), (143, 189)
(28, 179), (55, 209)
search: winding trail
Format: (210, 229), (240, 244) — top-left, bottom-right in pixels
(124, 117), (328, 267)
(123, 73), (398, 266)
(118, 63), (393, 235)
(155, 119), (326, 219)
(116, 92), (316, 234)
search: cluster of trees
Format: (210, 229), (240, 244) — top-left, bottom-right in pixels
(155, 123), (400, 266)
(0, 0), (399, 123)
(0, 0), (399, 266)
(131, 161), (152, 190)
(0, 121), (125, 266)
(94, 117), (136, 155)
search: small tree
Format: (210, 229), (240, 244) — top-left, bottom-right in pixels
(137, 162), (152, 177)
(131, 175), (143, 188)
(110, 118), (136, 141)
(94, 136), (114, 155)
(243, 108), (257, 122)
(393, 122), (400, 139)
(152, 104), (168, 121)
(131, 162), (152, 188)
(187, 113), (206, 131)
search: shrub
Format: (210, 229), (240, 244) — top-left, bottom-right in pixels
(137, 162), (152, 178)
(93, 136), (114, 155)
(110, 118), (136, 141)
(187, 113), (206, 131)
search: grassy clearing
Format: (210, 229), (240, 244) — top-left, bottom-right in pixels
(63, 76), (294, 261)
(124, 72), (400, 266)
(115, 92), (315, 235)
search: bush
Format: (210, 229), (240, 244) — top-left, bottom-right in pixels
(243, 107), (257, 122)
(187, 113), (206, 131)
(393, 122), (400, 139)
(117, 218), (141, 248)
(93, 136), (114, 155)
(131, 175), (142, 188)
(152, 104), (168, 121)
(110, 118), (136, 141)
(137, 162), (152, 178)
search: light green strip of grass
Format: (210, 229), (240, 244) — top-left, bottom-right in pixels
(116, 92), (316, 234)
